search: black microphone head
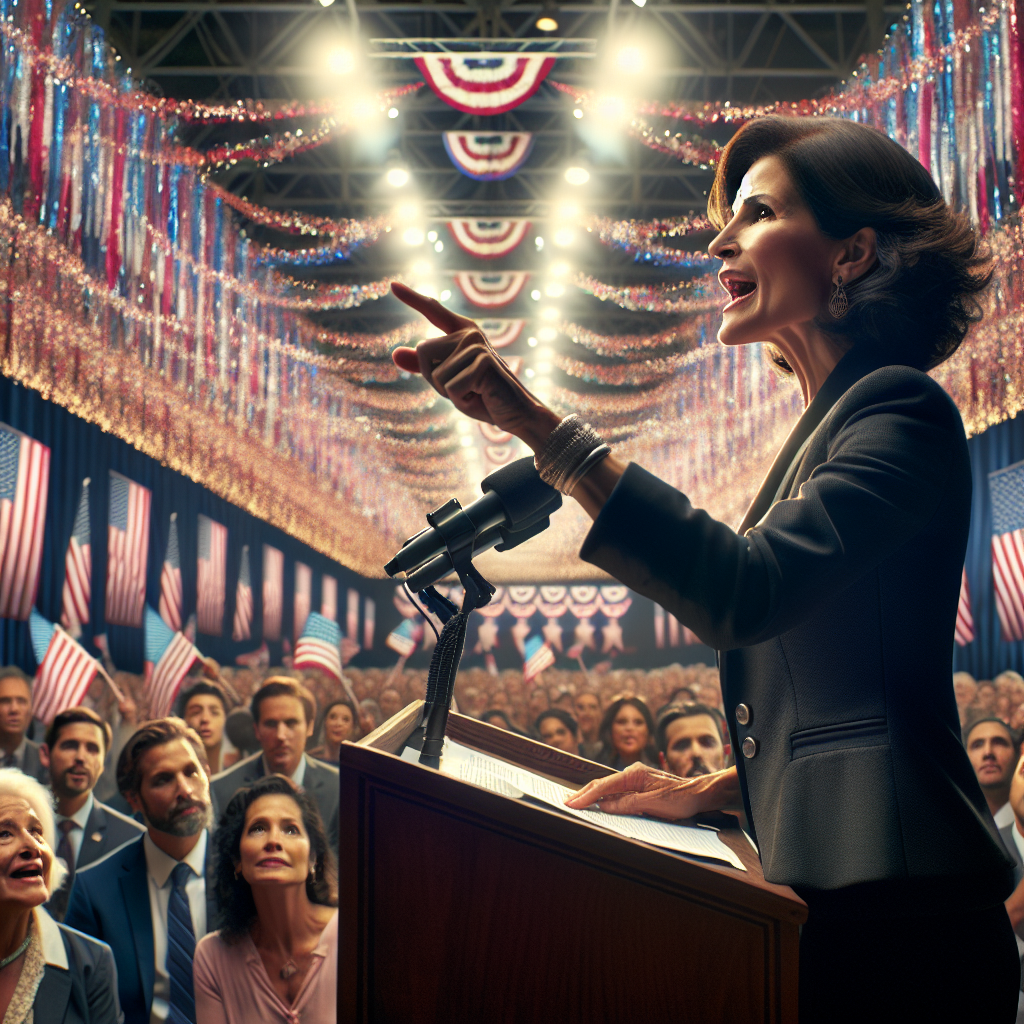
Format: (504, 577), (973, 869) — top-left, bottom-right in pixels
(480, 457), (561, 527)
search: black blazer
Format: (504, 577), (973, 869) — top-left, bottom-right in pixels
(999, 823), (1023, 886)
(581, 344), (1014, 913)
(34, 910), (122, 1024)
(47, 799), (146, 921)
(209, 751), (339, 849)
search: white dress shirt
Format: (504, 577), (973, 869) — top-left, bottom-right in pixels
(261, 753), (307, 788)
(55, 792), (94, 869)
(143, 830), (209, 1024)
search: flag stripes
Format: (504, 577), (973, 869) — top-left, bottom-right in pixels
(293, 611), (342, 682)
(60, 479), (91, 637)
(989, 461), (1024, 642)
(955, 568), (975, 646)
(159, 514), (183, 632)
(262, 544), (283, 641)
(232, 545), (253, 642)
(196, 515), (227, 636)
(0, 424), (50, 621)
(105, 471), (150, 627)
(145, 605), (201, 718)
(30, 610), (97, 724)
(523, 635), (555, 682)
(294, 562), (311, 642)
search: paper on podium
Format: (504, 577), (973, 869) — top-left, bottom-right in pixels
(426, 739), (746, 871)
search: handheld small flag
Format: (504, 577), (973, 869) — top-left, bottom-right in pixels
(145, 605), (201, 718)
(523, 634), (555, 682)
(60, 478), (91, 638)
(386, 618), (421, 658)
(159, 513), (183, 632)
(29, 609), (98, 724)
(293, 611), (343, 682)
(232, 545), (253, 642)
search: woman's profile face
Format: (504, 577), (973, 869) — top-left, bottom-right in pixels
(0, 796), (53, 909)
(325, 704), (354, 745)
(238, 793), (313, 890)
(709, 154), (839, 349)
(611, 705), (649, 758)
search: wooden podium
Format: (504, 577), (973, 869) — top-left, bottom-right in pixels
(338, 702), (806, 1023)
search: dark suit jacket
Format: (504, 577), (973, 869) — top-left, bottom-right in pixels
(209, 751), (339, 849)
(47, 799), (146, 921)
(64, 832), (217, 1024)
(21, 737), (49, 785)
(1000, 823), (1024, 887)
(581, 343), (1015, 912)
(34, 909), (122, 1024)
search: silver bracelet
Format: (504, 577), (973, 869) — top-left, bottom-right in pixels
(534, 414), (610, 494)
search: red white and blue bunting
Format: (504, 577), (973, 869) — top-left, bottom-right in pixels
(477, 319), (526, 349)
(442, 132), (534, 180)
(448, 220), (532, 259)
(454, 272), (529, 308)
(414, 54), (555, 114)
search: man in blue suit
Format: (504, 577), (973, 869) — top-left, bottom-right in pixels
(66, 718), (217, 1024)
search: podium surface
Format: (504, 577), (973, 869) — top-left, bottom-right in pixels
(339, 702), (806, 1023)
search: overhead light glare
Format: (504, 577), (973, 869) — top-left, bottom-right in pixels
(538, 326), (557, 341)
(318, 0), (336, 6)
(545, 283), (565, 298)
(573, 107), (584, 119)
(388, 107), (400, 119)
(553, 228), (574, 247)
(564, 165), (590, 186)
(328, 48), (355, 75)
(536, 16), (559, 31)
(615, 46), (645, 73)
(386, 166), (410, 188)
(402, 227), (425, 246)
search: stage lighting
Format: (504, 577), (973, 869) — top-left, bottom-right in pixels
(403, 227), (425, 246)
(545, 283), (565, 298)
(573, 107), (583, 119)
(551, 262), (569, 277)
(440, 289), (452, 301)
(538, 326), (557, 342)
(536, 16), (558, 31)
(434, 240), (444, 252)
(528, 337), (539, 347)
(318, 0), (336, 6)
(595, 95), (628, 122)
(531, 289), (542, 301)
(540, 307), (558, 320)
(535, 236), (545, 250)
(553, 228), (574, 247)
(328, 48), (355, 75)
(427, 230), (438, 242)
(564, 165), (590, 186)
(386, 166), (410, 188)
(460, 434), (474, 447)
(388, 107), (399, 118)
(615, 46), (644, 73)
(631, 0), (647, 6)
(525, 368), (536, 379)
(411, 260), (430, 276)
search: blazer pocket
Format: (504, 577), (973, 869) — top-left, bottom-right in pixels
(790, 717), (888, 759)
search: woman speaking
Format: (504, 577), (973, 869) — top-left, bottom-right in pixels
(391, 116), (1019, 1021)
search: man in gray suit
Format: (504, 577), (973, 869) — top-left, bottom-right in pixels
(0, 665), (48, 783)
(209, 677), (338, 850)
(40, 706), (145, 919)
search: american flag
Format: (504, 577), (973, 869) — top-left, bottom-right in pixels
(363, 597), (375, 651)
(60, 478), (91, 638)
(523, 634), (555, 682)
(386, 618), (421, 657)
(345, 587), (359, 637)
(321, 575), (337, 621)
(293, 611), (342, 681)
(29, 609), (98, 724)
(145, 605), (201, 718)
(990, 460), (1024, 642)
(294, 562), (312, 642)
(105, 471), (150, 628)
(232, 545), (253, 642)
(955, 568), (975, 646)
(196, 514), (227, 636)
(159, 513), (183, 632)
(262, 544), (283, 641)
(0, 424), (50, 621)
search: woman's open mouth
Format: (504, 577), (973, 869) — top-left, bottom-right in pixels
(10, 864), (43, 880)
(723, 278), (757, 310)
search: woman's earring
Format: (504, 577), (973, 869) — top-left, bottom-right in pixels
(829, 275), (848, 319)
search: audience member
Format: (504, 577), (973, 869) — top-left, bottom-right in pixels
(378, 688), (404, 722)
(308, 699), (357, 765)
(977, 680), (998, 715)
(526, 686), (549, 724)
(180, 682), (238, 776)
(480, 710), (523, 734)
(965, 718), (1019, 829)
(596, 697), (658, 770)
(0, 767), (121, 1023)
(66, 718), (216, 1024)
(552, 691), (575, 714)
(655, 704), (731, 778)
(573, 690), (603, 761)
(0, 667), (48, 784)
(39, 707), (144, 920)
(953, 671), (979, 727)
(210, 679), (339, 851)
(224, 708), (258, 759)
(359, 699), (384, 734)
(534, 710), (580, 755)
(195, 775), (337, 1023)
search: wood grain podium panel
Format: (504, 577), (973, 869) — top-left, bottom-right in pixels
(341, 704), (805, 1024)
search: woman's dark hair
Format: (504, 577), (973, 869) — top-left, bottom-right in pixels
(708, 116), (993, 371)
(480, 709), (526, 735)
(598, 697), (657, 764)
(213, 774), (338, 944)
(535, 708), (579, 738)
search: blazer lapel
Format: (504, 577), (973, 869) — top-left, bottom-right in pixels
(79, 802), (107, 868)
(121, 843), (155, 1015)
(737, 343), (897, 535)
(34, 964), (72, 1024)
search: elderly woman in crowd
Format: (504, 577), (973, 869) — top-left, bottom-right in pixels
(0, 768), (120, 1023)
(595, 697), (658, 771)
(194, 774), (337, 1024)
(307, 699), (358, 766)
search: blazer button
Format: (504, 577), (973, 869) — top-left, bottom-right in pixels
(735, 703), (751, 726)
(742, 736), (758, 759)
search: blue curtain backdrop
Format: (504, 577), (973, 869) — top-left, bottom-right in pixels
(954, 413), (1024, 679)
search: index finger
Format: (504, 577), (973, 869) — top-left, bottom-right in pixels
(564, 768), (647, 809)
(391, 282), (473, 334)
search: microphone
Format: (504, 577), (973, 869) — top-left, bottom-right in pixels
(385, 457), (561, 591)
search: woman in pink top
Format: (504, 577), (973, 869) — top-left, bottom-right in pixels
(194, 775), (338, 1024)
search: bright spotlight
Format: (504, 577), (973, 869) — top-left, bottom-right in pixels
(328, 48), (355, 75)
(535, 236), (545, 250)
(536, 16), (558, 31)
(540, 307), (558, 321)
(573, 107), (584, 119)
(411, 260), (431, 276)
(631, 0), (647, 6)
(318, 0), (335, 6)
(388, 107), (399, 119)
(460, 434), (474, 447)
(565, 166), (590, 186)
(403, 228), (425, 246)
(427, 230), (438, 242)
(553, 228), (574, 247)
(536, 362), (552, 374)
(551, 262), (569, 277)
(538, 326), (557, 341)
(386, 166), (410, 188)
(545, 283), (565, 298)
(525, 368), (536, 379)
(595, 95), (628, 122)
(434, 240), (444, 252)
(440, 289), (452, 301)
(396, 203), (420, 222)
(615, 46), (644, 73)
(527, 336), (539, 347)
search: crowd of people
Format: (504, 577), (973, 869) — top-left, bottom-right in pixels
(1, 652), (1023, 1022)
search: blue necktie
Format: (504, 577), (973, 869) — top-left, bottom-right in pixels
(166, 861), (197, 1024)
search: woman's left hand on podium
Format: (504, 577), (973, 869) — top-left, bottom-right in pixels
(565, 762), (740, 821)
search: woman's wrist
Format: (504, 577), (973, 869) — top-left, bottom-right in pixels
(695, 765), (741, 814)
(513, 403), (563, 453)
